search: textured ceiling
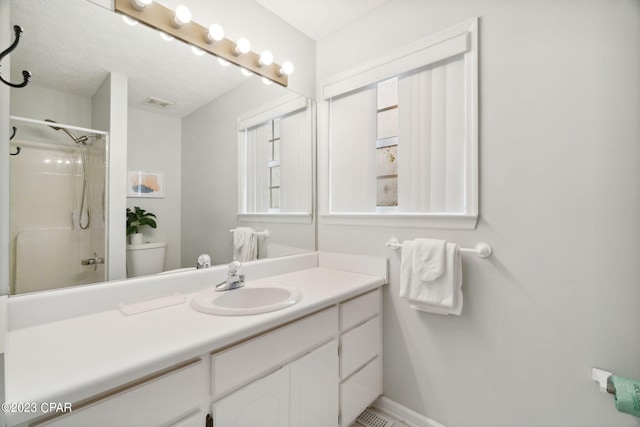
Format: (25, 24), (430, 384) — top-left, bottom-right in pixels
(256, 0), (389, 41)
(9, 0), (388, 118)
(10, 0), (249, 118)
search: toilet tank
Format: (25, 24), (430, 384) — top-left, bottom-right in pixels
(126, 242), (167, 278)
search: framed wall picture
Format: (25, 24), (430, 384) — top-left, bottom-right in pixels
(127, 170), (165, 198)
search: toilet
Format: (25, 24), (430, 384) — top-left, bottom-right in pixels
(126, 242), (167, 278)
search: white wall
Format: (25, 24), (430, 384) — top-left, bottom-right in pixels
(127, 107), (182, 271)
(10, 85), (92, 130)
(93, 73), (128, 282)
(181, 78), (315, 267)
(317, 1), (640, 426)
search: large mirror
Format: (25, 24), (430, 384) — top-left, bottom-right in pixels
(7, 0), (315, 295)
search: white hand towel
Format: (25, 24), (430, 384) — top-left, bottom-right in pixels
(412, 239), (446, 281)
(233, 227), (257, 262)
(399, 239), (463, 315)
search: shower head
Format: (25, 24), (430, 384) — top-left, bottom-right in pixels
(44, 118), (61, 131)
(45, 119), (88, 145)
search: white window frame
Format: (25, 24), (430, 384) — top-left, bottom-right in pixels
(320, 18), (478, 230)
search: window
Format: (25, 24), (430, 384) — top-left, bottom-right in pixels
(268, 119), (281, 211)
(238, 95), (313, 222)
(323, 19), (478, 229)
(376, 77), (399, 208)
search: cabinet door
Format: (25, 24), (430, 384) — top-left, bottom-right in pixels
(290, 340), (338, 427)
(213, 367), (290, 427)
(41, 362), (203, 427)
(169, 411), (204, 427)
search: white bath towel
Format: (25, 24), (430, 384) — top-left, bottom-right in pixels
(233, 227), (257, 262)
(399, 239), (463, 315)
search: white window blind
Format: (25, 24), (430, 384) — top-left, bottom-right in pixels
(324, 18), (478, 229)
(398, 54), (466, 213)
(329, 86), (377, 212)
(242, 122), (271, 212)
(280, 108), (312, 213)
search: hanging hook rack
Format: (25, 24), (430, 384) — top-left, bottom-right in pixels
(0, 25), (31, 88)
(10, 126), (20, 156)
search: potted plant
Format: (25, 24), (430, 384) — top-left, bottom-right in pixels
(126, 206), (157, 244)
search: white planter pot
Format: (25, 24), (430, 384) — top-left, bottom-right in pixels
(130, 233), (144, 245)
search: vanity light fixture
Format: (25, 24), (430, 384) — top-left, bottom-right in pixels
(279, 61), (294, 76)
(172, 5), (192, 28)
(258, 51), (273, 67)
(206, 24), (224, 43)
(234, 38), (251, 56)
(122, 15), (138, 26)
(130, 0), (152, 11)
(114, 0), (290, 86)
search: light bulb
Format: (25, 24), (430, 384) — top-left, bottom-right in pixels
(191, 46), (205, 56)
(122, 15), (138, 26)
(218, 58), (230, 66)
(279, 61), (294, 76)
(160, 32), (174, 41)
(173, 5), (191, 27)
(258, 51), (273, 67)
(234, 38), (251, 55)
(131, 0), (152, 10)
(241, 68), (252, 77)
(206, 24), (224, 43)
(262, 77), (273, 85)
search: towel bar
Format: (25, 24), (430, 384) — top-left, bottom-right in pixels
(385, 237), (492, 258)
(230, 228), (269, 237)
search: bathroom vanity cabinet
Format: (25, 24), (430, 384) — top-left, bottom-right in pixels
(38, 361), (205, 426)
(211, 288), (382, 427)
(14, 280), (383, 427)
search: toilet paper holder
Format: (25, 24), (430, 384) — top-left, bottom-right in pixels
(592, 368), (615, 394)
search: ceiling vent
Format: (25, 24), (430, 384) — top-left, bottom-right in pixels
(144, 96), (173, 108)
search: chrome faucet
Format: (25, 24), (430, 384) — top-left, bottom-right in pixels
(215, 261), (245, 291)
(196, 254), (211, 269)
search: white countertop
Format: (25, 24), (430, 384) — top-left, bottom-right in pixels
(6, 265), (385, 425)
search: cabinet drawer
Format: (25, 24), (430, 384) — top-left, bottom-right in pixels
(340, 356), (382, 427)
(340, 315), (381, 379)
(213, 306), (338, 397)
(40, 361), (203, 426)
(340, 288), (380, 331)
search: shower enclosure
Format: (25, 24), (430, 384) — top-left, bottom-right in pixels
(9, 116), (108, 294)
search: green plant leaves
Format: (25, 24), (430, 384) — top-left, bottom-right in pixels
(126, 206), (157, 236)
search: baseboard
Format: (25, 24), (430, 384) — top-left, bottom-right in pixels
(371, 396), (447, 427)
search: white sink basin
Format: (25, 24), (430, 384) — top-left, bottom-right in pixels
(190, 283), (303, 316)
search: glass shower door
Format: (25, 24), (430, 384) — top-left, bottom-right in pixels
(9, 117), (107, 294)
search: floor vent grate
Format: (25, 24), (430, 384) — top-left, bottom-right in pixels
(355, 408), (395, 427)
